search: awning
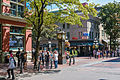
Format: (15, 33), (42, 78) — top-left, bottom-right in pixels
(70, 42), (104, 46)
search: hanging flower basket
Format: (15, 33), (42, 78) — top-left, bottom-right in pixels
(65, 42), (70, 47)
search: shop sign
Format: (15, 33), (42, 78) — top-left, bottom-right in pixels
(83, 32), (89, 36)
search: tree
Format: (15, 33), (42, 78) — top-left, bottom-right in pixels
(23, 0), (97, 69)
(99, 1), (120, 52)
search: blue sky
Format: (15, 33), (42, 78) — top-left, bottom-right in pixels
(47, 0), (120, 10)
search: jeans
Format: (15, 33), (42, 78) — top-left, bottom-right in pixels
(7, 69), (15, 79)
(54, 61), (58, 68)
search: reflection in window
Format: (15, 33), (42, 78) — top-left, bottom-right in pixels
(9, 35), (24, 48)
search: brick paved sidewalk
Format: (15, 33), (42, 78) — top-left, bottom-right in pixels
(0, 57), (118, 79)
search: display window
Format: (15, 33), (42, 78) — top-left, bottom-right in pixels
(9, 35), (24, 50)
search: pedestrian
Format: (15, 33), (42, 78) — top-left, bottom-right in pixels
(69, 48), (76, 66)
(93, 49), (96, 58)
(16, 48), (21, 67)
(97, 50), (100, 59)
(38, 50), (42, 71)
(7, 50), (15, 80)
(20, 49), (25, 74)
(49, 51), (53, 69)
(65, 51), (69, 64)
(45, 51), (50, 69)
(53, 50), (58, 69)
(32, 48), (35, 61)
(41, 50), (45, 67)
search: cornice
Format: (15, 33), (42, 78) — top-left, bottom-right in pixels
(0, 14), (27, 23)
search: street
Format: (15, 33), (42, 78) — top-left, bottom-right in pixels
(18, 57), (120, 80)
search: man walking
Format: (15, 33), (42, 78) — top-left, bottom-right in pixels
(16, 48), (21, 67)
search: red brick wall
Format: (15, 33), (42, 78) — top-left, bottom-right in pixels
(25, 29), (32, 52)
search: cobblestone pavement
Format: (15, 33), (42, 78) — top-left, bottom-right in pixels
(16, 57), (120, 80)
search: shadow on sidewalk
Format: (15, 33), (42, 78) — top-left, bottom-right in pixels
(38, 70), (61, 74)
(103, 58), (120, 62)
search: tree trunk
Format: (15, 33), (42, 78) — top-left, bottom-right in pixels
(34, 38), (40, 69)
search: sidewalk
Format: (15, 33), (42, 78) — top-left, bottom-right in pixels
(0, 57), (118, 79)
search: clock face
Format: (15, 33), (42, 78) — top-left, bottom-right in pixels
(57, 34), (61, 39)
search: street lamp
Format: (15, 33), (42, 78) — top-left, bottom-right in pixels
(57, 31), (66, 64)
(48, 41), (51, 51)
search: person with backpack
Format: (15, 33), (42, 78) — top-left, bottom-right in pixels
(7, 50), (16, 80)
(69, 48), (77, 66)
(16, 48), (21, 67)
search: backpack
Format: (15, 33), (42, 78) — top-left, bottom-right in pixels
(10, 57), (16, 67)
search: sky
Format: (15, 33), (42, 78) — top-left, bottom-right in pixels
(47, 0), (120, 10)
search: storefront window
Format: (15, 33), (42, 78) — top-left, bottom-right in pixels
(10, 26), (24, 50)
(0, 24), (2, 50)
(9, 35), (24, 50)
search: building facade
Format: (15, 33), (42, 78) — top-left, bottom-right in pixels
(0, 0), (32, 62)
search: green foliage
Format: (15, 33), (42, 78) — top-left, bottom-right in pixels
(23, 0), (97, 68)
(99, 1), (120, 36)
(99, 1), (120, 50)
(24, 0), (97, 41)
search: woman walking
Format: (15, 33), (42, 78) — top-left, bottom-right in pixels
(7, 50), (16, 80)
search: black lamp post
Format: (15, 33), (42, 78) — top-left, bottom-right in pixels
(57, 31), (66, 64)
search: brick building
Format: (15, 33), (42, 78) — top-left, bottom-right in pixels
(0, 0), (32, 62)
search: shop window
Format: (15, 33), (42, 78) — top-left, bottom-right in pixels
(0, 24), (2, 50)
(9, 35), (24, 50)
